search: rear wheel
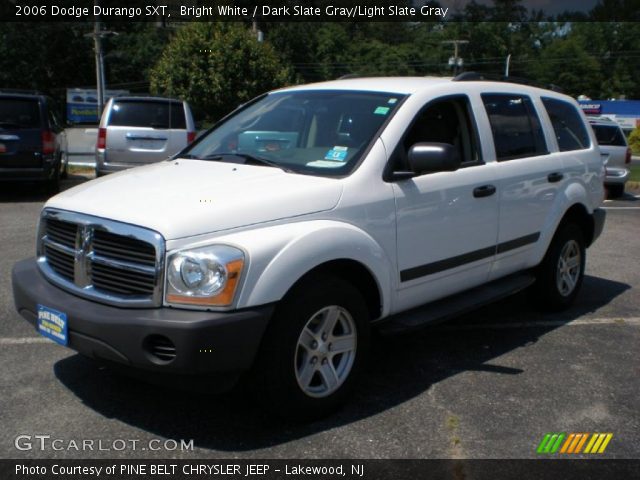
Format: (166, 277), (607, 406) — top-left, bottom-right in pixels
(531, 223), (585, 311)
(253, 275), (370, 420)
(607, 184), (624, 198)
(44, 161), (61, 195)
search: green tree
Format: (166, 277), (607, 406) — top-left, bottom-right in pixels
(628, 127), (640, 156)
(150, 23), (292, 123)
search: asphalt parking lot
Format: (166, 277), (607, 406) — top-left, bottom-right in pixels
(0, 175), (638, 460)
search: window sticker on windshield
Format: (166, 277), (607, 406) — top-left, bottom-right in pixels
(307, 160), (345, 168)
(388, 98), (398, 104)
(374, 106), (390, 115)
(324, 146), (348, 161)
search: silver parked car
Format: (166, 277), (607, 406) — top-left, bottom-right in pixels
(589, 117), (631, 198)
(96, 96), (196, 176)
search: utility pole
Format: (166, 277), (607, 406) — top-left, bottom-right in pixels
(85, 0), (117, 117)
(442, 40), (468, 76)
(93, 13), (105, 113)
(505, 54), (512, 78)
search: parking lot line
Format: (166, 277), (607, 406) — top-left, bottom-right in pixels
(437, 317), (640, 331)
(0, 337), (52, 345)
(602, 206), (640, 210)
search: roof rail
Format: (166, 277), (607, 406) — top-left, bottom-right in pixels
(453, 72), (564, 93)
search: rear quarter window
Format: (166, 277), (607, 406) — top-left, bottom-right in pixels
(591, 124), (627, 147)
(541, 97), (591, 151)
(108, 100), (186, 129)
(0, 98), (42, 128)
(481, 93), (547, 161)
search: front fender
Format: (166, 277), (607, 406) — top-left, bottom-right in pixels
(227, 220), (393, 317)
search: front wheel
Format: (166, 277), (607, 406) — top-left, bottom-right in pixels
(253, 275), (370, 420)
(531, 223), (585, 311)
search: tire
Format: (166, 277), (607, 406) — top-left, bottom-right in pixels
(531, 223), (585, 311)
(44, 161), (61, 195)
(253, 275), (370, 420)
(607, 184), (624, 199)
(60, 154), (69, 179)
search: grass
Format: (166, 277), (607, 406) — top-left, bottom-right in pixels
(629, 164), (640, 182)
(67, 165), (95, 176)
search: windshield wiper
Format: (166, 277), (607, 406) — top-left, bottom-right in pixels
(196, 152), (294, 173)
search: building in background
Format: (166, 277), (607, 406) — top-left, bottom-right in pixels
(578, 100), (640, 134)
(66, 88), (128, 124)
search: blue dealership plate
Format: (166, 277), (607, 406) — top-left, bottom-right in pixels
(37, 304), (68, 346)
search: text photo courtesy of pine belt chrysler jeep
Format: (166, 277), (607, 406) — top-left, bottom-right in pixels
(12, 76), (606, 420)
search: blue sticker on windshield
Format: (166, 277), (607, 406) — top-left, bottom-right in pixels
(324, 146), (348, 161)
(374, 106), (390, 115)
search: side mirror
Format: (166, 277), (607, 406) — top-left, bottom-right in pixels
(408, 142), (460, 175)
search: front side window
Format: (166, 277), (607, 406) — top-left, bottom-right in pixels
(541, 97), (590, 151)
(482, 94), (547, 161)
(183, 90), (404, 177)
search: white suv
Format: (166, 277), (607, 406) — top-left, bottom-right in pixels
(13, 76), (605, 419)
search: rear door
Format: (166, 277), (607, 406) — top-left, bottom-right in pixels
(105, 99), (187, 165)
(480, 93), (558, 280)
(0, 96), (43, 168)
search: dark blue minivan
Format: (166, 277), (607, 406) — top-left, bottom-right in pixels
(0, 92), (67, 192)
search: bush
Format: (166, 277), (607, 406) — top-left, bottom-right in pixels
(150, 23), (292, 124)
(629, 127), (640, 156)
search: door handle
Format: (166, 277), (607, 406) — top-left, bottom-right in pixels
(547, 172), (564, 183)
(473, 185), (496, 198)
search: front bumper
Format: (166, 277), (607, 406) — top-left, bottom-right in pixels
(12, 258), (273, 385)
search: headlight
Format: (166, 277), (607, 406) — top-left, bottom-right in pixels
(166, 245), (244, 307)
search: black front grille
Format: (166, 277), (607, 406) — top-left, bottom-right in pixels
(44, 244), (74, 281)
(45, 218), (77, 248)
(92, 230), (156, 266)
(90, 262), (156, 296)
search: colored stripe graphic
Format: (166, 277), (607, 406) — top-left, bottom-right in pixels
(537, 433), (565, 454)
(584, 433), (613, 454)
(539, 433), (613, 454)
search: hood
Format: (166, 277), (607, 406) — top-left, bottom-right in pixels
(46, 160), (343, 240)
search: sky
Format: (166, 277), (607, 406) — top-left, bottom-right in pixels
(437, 0), (601, 15)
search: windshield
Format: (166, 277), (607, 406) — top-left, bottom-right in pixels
(182, 90), (404, 176)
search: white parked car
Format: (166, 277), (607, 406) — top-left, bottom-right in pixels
(589, 116), (631, 197)
(13, 76), (605, 419)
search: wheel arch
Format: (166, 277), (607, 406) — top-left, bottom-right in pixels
(558, 203), (595, 247)
(280, 259), (383, 321)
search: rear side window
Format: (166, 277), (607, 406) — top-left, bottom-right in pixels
(542, 97), (590, 151)
(0, 98), (41, 128)
(481, 94), (547, 161)
(591, 124), (627, 147)
(108, 100), (186, 129)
